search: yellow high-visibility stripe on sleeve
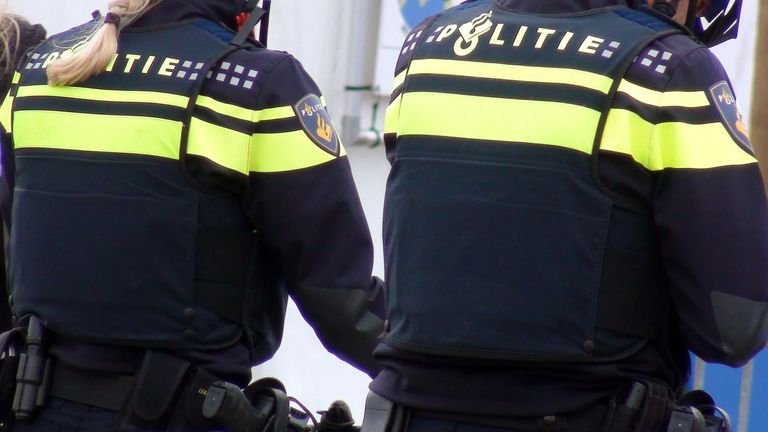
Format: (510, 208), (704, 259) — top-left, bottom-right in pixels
(0, 73), (21, 132)
(188, 118), (250, 174)
(0, 91), (13, 133)
(196, 96), (254, 122)
(256, 105), (295, 122)
(396, 92), (600, 154)
(13, 111), (181, 159)
(617, 80), (710, 108)
(601, 109), (756, 170)
(384, 94), (402, 135)
(407, 59), (614, 94)
(392, 70), (407, 91)
(16, 85), (189, 108)
(249, 131), (347, 173)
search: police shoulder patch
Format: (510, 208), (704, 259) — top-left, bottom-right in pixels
(708, 81), (753, 155)
(293, 94), (340, 156)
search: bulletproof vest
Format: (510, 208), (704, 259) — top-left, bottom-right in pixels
(383, 2), (682, 362)
(4, 19), (280, 353)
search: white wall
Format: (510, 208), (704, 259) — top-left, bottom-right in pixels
(5, 0), (760, 422)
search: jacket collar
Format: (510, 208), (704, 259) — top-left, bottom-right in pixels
(131, 0), (244, 30)
(493, 0), (633, 14)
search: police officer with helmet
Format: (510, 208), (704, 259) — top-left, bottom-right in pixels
(0, 0), (385, 430)
(368, 0), (768, 431)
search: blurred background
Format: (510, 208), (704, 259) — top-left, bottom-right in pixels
(5, 0), (766, 430)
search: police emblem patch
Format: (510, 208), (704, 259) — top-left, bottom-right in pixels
(294, 94), (340, 156)
(708, 81), (753, 155)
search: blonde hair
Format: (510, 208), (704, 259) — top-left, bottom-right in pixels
(47, 0), (160, 86)
(0, 14), (22, 76)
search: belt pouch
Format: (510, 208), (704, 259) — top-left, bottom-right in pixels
(119, 351), (192, 431)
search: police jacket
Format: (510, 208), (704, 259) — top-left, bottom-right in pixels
(0, 0), (385, 382)
(372, 0), (768, 416)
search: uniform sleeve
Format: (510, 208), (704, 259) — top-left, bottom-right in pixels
(653, 47), (768, 367)
(243, 55), (385, 376)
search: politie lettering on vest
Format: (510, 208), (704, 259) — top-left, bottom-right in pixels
(0, 0), (386, 431)
(364, 0), (768, 431)
(431, 12), (620, 58)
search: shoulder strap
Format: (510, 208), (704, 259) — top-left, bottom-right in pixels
(592, 10), (683, 341)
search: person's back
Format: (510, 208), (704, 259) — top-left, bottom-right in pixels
(0, 1), (385, 430)
(371, 0), (768, 430)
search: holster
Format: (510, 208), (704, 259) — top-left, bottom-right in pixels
(119, 351), (295, 432)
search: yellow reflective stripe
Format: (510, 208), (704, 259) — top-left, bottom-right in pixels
(188, 118), (250, 174)
(617, 80), (710, 108)
(196, 96), (254, 122)
(11, 72), (20, 84)
(0, 91), (13, 133)
(249, 131), (347, 173)
(257, 105), (295, 122)
(16, 85), (189, 108)
(320, 96), (327, 106)
(601, 109), (756, 170)
(397, 92), (600, 153)
(13, 111), (181, 159)
(407, 59), (613, 94)
(384, 94), (402, 135)
(392, 70), (407, 91)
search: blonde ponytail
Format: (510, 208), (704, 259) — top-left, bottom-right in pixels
(47, 0), (160, 86)
(0, 14), (22, 76)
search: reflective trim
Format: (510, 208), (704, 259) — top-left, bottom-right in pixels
(396, 92), (600, 154)
(407, 59), (613, 94)
(188, 118), (250, 174)
(384, 94), (402, 135)
(617, 80), (710, 108)
(392, 70), (407, 91)
(249, 130), (347, 173)
(601, 109), (756, 170)
(0, 91), (13, 133)
(11, 72), (20, 84)
(16, 85), (189, 108)
(196, 95), (253, 122)
(13, 110), (181, 159)
(256, 105), (295, 122)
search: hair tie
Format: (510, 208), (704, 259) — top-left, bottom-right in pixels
(104, 12), (122, 27)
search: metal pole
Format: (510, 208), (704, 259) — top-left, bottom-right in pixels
(751, 0), (768, 186)
(693, 356), (706, 390)
(737, 360), (754, 432)
(341, 0), (383, 146)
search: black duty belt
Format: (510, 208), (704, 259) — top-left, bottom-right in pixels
(48, 362), (135, 412)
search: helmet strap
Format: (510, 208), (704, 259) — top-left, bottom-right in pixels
(684, 0), (699, 31)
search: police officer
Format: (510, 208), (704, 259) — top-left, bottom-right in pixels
(0, 14), (46, 332)
(0, 0), (385, 430)
(369, 0), (768, 431)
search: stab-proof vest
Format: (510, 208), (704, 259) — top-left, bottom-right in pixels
(384, 3), (683, 361)
(4, 19), (281, 354)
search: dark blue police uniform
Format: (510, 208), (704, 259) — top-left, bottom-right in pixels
(0, 0), (385, 430)
(370, 0), (768, 431)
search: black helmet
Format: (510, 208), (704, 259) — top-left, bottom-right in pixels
(690, 0), (743, 47)
(638, 0), (744, 47)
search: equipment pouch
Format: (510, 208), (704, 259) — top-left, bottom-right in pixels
(119, 351), (192, 431)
